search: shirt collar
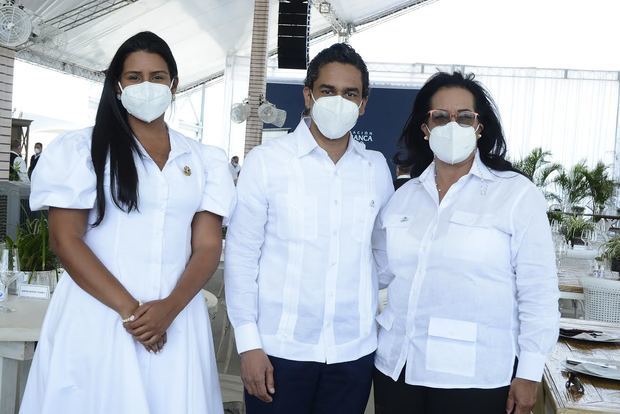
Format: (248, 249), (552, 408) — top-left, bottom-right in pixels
(294, 117), (368, 160)
(418, 150), (498, 184)
(294, 118), (319, 157)
(167, 127), (192, 161)
(134, 126), (191, 162)
(470, 150), (498, 182)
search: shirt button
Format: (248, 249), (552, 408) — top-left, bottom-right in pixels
(334, 200), (338, 205)
(332, 230), (338, 236)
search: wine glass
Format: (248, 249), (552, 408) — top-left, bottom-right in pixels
(0, 247), (19, 311)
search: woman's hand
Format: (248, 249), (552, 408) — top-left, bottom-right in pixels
(142, 332), (167, 353)
(124, 299), (179, 349)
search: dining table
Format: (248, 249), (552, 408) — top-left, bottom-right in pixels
(534, 318), (620, 414)
(0, 294), (49, 414)
(558, 255), (595, 295)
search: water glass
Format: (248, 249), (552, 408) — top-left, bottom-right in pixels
(0, 247), (20, 301)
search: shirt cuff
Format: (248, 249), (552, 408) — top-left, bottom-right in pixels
(516, 350), (547, 381)
(234, 322), (263, 354)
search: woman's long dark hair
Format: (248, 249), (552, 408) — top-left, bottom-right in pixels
(91, 31), (178, 226)
(394, 72), (524, 178)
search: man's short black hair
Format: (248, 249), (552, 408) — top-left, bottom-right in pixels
(304, 43), (369, 98)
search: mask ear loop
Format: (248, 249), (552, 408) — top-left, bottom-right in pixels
(471, 123), (488, 195)
(116, 81), (124, 100)
(423, 124), (431, 140)
(474, 122), (483, 138)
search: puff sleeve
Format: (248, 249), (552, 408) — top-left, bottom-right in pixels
(197, 145), (236, 225)
(29, 128), (97, 211)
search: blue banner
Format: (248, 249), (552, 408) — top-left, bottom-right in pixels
(266, 82), (419, 178)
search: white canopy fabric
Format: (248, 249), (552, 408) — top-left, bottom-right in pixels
(15, 0), (430, 91)
(13, 0), (620, 89)
(10, 0), (620, 189)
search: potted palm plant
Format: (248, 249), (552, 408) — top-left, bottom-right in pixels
(5, 216), (60, 292)
(513, 147), (561, 201)
(582, 161), (615, 215)
(561, 215), (595, 247)
(553, 162), (589, 213)
(546, 210), (563, 226)
(602, 235), (620, 272)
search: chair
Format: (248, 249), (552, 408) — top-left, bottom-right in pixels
(580, 276), (620, 323)
(559, 291), (585, 319)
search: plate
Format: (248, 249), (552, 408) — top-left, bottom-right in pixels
(559, 328), (620, 343)
(564, 359), (620, 381)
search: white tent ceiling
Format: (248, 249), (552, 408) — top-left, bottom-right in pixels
(15, 0), (429, 91)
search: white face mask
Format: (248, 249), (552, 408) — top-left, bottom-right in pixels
(118, 81), (173, 123)
(310, 94), (361, 140)
(428, 121), (478, 165)
(34, 148), (41, 155)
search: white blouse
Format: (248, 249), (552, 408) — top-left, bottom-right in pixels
(373, 152), (559, 389)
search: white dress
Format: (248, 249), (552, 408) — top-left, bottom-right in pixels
(20, 127), (236, 414)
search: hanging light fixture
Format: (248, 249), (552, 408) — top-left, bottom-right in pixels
(230, 99), (250, 123)
(258, 100), (287, 128)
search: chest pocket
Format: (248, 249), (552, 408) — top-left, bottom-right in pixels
(274, 194), (318, 241)
(384, 214), (422, 279)
(444, 211), (508, 263)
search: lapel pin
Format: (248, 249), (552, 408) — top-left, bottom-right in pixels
(183, 165), (192, 176)
(400, 216), (408, 223)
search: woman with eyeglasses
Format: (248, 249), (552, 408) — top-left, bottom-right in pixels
(20, 32), (235, 414)
(372, 72), (559, 414)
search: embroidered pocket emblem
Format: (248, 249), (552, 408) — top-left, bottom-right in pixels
(400, 216), (408, 223)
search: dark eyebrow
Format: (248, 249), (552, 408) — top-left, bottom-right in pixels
(434, 108), (475, 112)
(318, 84), (360, 94)
(123, 70), (170, 75)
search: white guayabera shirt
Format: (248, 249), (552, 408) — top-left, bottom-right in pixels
(225, 118), (394, 363)
(374, 151), (560, 388)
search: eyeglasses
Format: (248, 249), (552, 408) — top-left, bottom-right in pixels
(427, 109), (479, 127)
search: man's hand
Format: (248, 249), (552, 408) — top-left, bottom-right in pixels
(240, 349), (275, 403)
(506, 378), (538, 414)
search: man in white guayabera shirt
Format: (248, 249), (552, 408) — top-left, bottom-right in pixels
(225, 43), (393, 414)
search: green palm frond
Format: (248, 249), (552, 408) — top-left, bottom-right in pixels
(554, 161), (590, 208)
(582, 161), (615, 213)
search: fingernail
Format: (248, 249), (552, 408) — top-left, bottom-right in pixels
(269, 388), (275, 393)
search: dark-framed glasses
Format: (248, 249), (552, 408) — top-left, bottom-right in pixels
(427, 109), (479, 127)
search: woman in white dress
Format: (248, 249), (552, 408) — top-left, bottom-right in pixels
(20, 31), (235, 414)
